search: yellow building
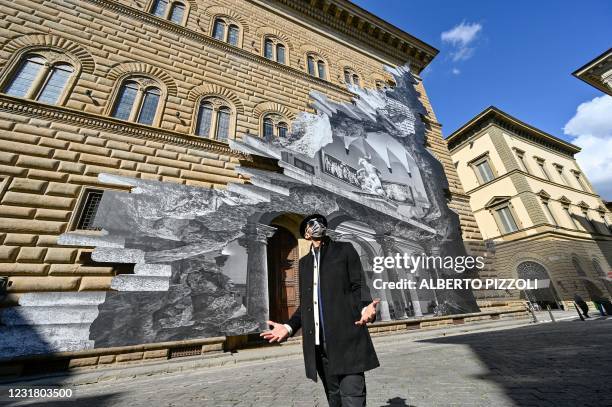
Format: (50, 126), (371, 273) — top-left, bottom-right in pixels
(448, 107), (612, 309)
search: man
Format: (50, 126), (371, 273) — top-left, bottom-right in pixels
(261, 214), (380, 406)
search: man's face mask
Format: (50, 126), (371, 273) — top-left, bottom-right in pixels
(305, 218), (327, 240)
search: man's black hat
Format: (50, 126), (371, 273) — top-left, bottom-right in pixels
(299, 214), (328, 238)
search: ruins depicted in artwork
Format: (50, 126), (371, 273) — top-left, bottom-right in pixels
(0, 65), (480, 359)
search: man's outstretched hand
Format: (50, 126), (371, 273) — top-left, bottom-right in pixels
(355, 299), (380, 326)
(260, 320), (290, 343)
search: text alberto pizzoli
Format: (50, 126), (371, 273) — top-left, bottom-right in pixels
(371, 254), (538, 290)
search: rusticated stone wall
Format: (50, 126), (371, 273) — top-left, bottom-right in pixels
(0, 0), (486, 298)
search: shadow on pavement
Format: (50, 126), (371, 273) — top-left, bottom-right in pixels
(379, 396), (416, 406)
(419, 319), (611, 406)
(4, 393), (122, 407)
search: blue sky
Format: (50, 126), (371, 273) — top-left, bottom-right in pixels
(354, 0), (612, 199)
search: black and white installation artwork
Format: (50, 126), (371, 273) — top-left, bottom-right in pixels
(0, 65), (480, 359)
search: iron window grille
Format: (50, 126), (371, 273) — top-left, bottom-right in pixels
(76, 189), (104, 230)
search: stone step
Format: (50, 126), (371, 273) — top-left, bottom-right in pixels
(247, 177), (290, 196)
(110, 275), (170, 291)
(91, 247), (145, 264)
(229, 136), (281, 160)
(57, 232), (125, 248)
(226, 183), (271, 203)
(98, 173), (138, 188)
(0, 323), (92, 339)
(278, 162), (314, 185)
(0, 306), (100, 326)
(18, 291), (107, 307)
(228, 139), (267, 157)
(133, 264), (172, 277)
(235, 166), (297, 184)
(0, 332), (94, 359)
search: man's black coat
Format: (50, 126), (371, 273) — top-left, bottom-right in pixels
(285, 236), (380, 381)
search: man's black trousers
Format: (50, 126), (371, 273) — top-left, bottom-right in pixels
(315, 345), (366, 407)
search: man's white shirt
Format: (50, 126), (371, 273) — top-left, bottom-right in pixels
(283, 243), (367, 342)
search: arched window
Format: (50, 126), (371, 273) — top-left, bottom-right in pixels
(195, 101), (213, 137)
(343, 68), (361, 87)
(212, 19), (226, 40)
(276, 44), (286, 64)
(168, 2), (185, 24)
(305, 54), (326, 79)
(261, 113), (289, 140)
(277, 121), (288, 138)
(151, 0), (168, 17)
(111, 78), (164, 126)
(307, 56), (316, 76)
(227, 25), (240, 46)
(211, 18), (241, 47)
(112, 81), (138, 121)
(138, 87), (161, 125)
(317, 60), (326, 80)
(264, 39), (274, 60)
(194, 97), (234, 142)
(263, 116), (274, 139)
(2, 55), (75, 106)
(216, 106), (231, 141)
(5, 56), (45, 98)
(150, 0), (187, 25)
(38, 63), (74, 104)
(344, 70), (351, 84)
(262, 37), (287, 64)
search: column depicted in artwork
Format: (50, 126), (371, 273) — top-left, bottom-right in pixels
(376, 234), (408, 319)
(331, 229), (392, 321)
(428, 246), (443, 312)
(243, 222), (277, 328)
(395, 241), (423, 317)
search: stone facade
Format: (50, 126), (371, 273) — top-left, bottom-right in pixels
(448, 107), (612, 308)
(0, 0), (488, 360)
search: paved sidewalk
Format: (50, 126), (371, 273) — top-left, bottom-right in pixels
(3, 311), (545, 387)
(4, 311), (610, 406)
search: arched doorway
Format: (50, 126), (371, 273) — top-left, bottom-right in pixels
(517, 261), (562, 309)
(267, 226), (299, 322)
(592, 258), (612, 297)
(573, 256), (605, 301)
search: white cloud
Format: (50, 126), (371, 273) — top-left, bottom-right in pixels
(563, 95), (612, 200)
(441, 22), (482, 46)
(441, 22), (482, 62)
(452, 68), (461, 75)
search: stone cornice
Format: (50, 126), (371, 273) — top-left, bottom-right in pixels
(446, 107), (580, 157)
(489, 226), (612, 246)
(464, 168), (602, 201)
(85, 0), (358, 100)
(449, 191), (471, 200)
(267, 0), (438, 70)
(572, 48), (612, 96)
(0, 94), (250, 159)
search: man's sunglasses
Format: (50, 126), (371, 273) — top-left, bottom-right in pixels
(306, 218), (326, 227)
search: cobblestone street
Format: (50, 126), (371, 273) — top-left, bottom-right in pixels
(4, 314), (612, 407)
